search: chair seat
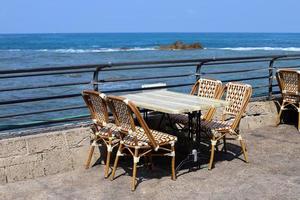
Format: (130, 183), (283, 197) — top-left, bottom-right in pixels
(122, 126), (177, 147)
(94, 123), (120, 139)
(169, 114), (205, 126)
(201, 120), (232, 136)
(283, 95), (299, 103)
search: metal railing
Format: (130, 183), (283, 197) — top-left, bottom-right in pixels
(1, 53), (300, 133)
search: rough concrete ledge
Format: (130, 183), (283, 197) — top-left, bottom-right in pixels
(0, 127), (95, 184)
(0, 100), (278, 184)
(240, 100), (278, 131)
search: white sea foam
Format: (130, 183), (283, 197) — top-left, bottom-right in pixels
(0, 47), (157, 53)
(37, 47), (157, 53)
(0, 49), (22, 52)
(217, 47), (300, 51)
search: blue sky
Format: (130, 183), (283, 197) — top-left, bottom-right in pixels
(0, 0), (299, 33)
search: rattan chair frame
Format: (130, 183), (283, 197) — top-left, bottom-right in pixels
(201, 82), (252, 170)
(107, 95), (177, 191)
(170, 78), (223, 129)
(190, 78), (223, 120)
(276, 69), (300, 131)
(82, 90), (119, 178)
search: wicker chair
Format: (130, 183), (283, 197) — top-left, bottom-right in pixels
(107, 95), (177, 191)
(170, 78), (222, 126)
(200, 82), (252, 170)
(276, 69), (300, 131)
(82, 90), (120, 178)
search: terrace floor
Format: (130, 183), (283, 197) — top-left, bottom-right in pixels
(1, 125), (300, 200)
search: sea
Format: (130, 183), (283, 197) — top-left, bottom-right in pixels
(1, 32), (300, 132)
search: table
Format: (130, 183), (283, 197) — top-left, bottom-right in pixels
(122, 90), (228, 114)
(122, 90), (229, 170)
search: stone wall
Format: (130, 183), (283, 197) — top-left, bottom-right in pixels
(0, 100), (278, 184)
(240, 100), (278, 131)
(0, 127), (96, 184)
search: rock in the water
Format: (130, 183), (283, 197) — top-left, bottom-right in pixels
(159, 40), (203, 50)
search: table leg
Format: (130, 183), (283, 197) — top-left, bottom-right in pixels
(196, 110), (201, 146)
(176, 110), (205, 172)
(157, 113), (165, 130)
(188, 112), (194, 139)
(143, 109), (148, 122)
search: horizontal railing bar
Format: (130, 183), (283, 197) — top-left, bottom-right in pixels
(275, 57), (300, 61)
(98, 54), (300, 68)
(0, 115), (89, 132)
(98, 58), (292, 72)
(100, 64), (197, 72)
(252, 85), (270, 89)
(0, 64), (103, 75)
(0, 93), (81, 105)
(203, 59), (271, 66)
(97, 73), (194, 83)
(201, 67), (266, 75)
(0, 70), (94, 79)
(1, 54), (300, 75)
(0, 105), (86, 119)
(0, 107), (152, 133)
(272, 91), (281, 95)
(273, 65), (300, 69)
(102, 82), (195, 94)
(252, 92), (269, 98)
(0, 81), (91, 92)
(222, 75), (269, 82)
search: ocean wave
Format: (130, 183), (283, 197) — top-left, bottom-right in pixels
(0, 49), (22, 52)
(0, 47), (157, 53)
(40, 47), (157, 53)
(217, 47), (300, 51)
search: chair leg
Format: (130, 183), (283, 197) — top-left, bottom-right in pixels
(148, 155), (153, 170)
(110, 144), (122, 181)
(238, 135), (249, 163)
(171, 145), (176, 180)
(298, 104), (300, 132)
(104, 141), (113, 178)
(223, 136), (227, 153)
(131, 148), (139, 191)
(208, 139), (216, 170)
(276, 102), (285, 126)
(85, 145), (95, 169)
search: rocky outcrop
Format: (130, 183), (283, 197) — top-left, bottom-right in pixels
(159, 41), (203, 50)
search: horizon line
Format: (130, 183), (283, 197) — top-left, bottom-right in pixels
(1, 31), (300, 35)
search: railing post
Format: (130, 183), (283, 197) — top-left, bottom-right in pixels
(92, 67), (100, 91)
(268, 58), (277, 100)
(195, 62), (204, 81)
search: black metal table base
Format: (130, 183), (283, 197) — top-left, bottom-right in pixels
(176, 151), (209, 171)
(175, 110), (206, 172)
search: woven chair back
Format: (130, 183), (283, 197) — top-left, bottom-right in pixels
(222, 82), (252, 129)
(108, 96), (158, 148)
(82, 90), (109, 127)
(107, 96), (134, 132)
(276, 69), (300, 96)
(191, 78), (222, 98)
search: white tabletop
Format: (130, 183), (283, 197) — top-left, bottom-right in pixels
(122, 90), (228, 114)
